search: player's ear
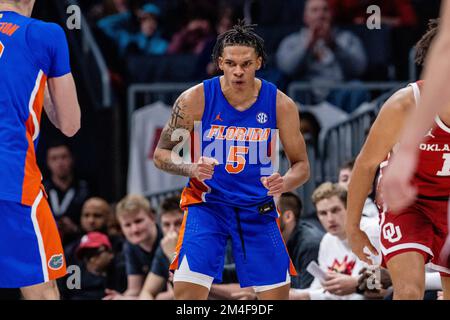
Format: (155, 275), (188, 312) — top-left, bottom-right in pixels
(218, 57), (224, 71)
(285, 210), (294, 222)
(255, 56), (262, 71)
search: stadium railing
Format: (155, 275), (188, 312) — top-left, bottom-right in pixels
(317, 88), (402, 183)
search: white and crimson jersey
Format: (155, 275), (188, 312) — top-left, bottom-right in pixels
(379, 81), (450, 201)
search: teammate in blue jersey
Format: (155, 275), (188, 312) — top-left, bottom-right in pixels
(154, 22), (310, 300)
(0, 0), (80, 299)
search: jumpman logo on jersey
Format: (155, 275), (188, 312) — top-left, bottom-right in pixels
(214, 112), (224, 122)
(425, 129), (435, 139)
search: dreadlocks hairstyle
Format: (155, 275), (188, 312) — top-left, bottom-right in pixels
(415, 18), (440, 66)
(212, 20), (268, 68)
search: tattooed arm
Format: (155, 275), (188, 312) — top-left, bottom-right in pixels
(153, 85), (205, 177)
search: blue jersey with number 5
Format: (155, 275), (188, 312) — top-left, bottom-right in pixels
(180, 76), (278, 209)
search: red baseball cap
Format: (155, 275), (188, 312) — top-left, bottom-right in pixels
(76, 232), (112, 259)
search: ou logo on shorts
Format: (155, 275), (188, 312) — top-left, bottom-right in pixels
(382, 223), (402, 243)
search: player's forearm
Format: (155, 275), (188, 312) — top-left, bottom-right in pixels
(44, 102), (60, 129)
(47, 75), (81, 137)
(282, 159), (310, 192)
(43, 86), (61, 129)
(138, 286), (156, 300)
(138, 292), (155, 300)
(123, 288), (140, 297)
(153, 148), (193, 177)
(346, 159), (378, 229)
(289, 289), (311, 300)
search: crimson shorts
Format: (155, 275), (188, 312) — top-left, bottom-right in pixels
(379, 198), (449, 276)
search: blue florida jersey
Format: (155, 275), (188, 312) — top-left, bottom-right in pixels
(0, 11), (71, 206)
(181, 76), (278, 209)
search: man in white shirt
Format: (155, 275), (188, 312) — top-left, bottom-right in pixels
(290, 182), (379, 300)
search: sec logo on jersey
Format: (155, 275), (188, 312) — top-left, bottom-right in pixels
(256, 112), (268, 124)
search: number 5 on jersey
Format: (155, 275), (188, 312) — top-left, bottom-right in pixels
(226, 146), (249, 174)
(0, 41), (4, 58)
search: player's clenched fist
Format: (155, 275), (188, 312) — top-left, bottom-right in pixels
(261, 172), (284, 197)
(190, 156), (218, 181)
(161, 231), (179, 260)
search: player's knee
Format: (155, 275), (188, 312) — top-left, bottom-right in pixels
(42, 285), (60, 300)
(174, 282), (209, 300)
(21, 280), (60, 300)
(257, 284), (290, 300)
(393, 283), (424, 300)
(36, 285), (60, 300)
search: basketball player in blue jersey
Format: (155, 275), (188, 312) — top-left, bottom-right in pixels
(0, 0), (80, 299)
(154, 22), (310, 300)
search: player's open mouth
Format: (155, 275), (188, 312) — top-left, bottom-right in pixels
(233, 80), (245, 86)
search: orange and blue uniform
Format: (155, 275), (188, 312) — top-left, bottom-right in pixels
(170, 76), (296, 287)
(0, 11), (69, 287)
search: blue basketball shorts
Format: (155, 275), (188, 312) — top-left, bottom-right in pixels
(170, 201), (297, 288)
(0, 191), (66, 288)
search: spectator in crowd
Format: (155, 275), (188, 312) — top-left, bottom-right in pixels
(107, 203), (124, 238)
(80, 197), (111, 234)
(134, 196), (247, 300)
(110, 0), (129, 13)
(43, 141), (90, 244)
(132, 3), (169, 55)
(138, 196), (183, 300)
(276, 0), (368, 112)
(278, 192), (324, 289)
(82, 0), (130, 22)
(338, 159), (379, 221)
(357, 266), (392, 299)
(103, 194), (162, 299)
(64, 197), (125, 266)
(97, 3), (168, 57)
(357, 265), (443, 300)
(58, 198), (127, 299)
(337, 159), (353, 189)
(290, 182), (379, 300)
(245, 0), (306, 26)
(167, 18), (215, 54)
(328, 0), (417, 27)
(328, 0), (418, 80)
(194, 5), (239, 79)
(61, 232), (125, 300)
(299, 111), (321, 153)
